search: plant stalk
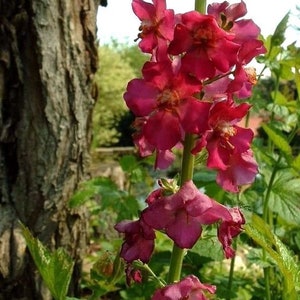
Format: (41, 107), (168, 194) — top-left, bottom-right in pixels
(195, 0), (207, 13)
(167, 134), (195, 283)
(167, 0), (205, 285)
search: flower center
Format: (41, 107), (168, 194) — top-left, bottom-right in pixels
(244, 67), (257, 85)
(157, 89), (181, 111)
(193, 21), (215, 46)
(220, 123), (236, 137)
(136, 18), (163, 41)
(139, 20), (154, 36)
(218, 122), (237, 149)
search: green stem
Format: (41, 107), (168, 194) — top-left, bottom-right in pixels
(262, 153), (281, 300)
(263, 268), (272, 300)
(167, 244), (186, 283)
(180, 134), (196, 185)
(141, 263), (166, 287)
(226, 249), (236, 300)
(167, 134), (195, 283)
(167, 0), (205, 285)
(195, 0), (207, 13)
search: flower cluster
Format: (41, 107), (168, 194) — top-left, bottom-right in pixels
(125, 0), (266, 192)
(116, 0), (266, 299)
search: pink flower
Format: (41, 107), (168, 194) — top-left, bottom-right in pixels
(192, 98), (258, 192)
(168, 11), (240, 79)
(216, 149), (258, 193)
(208, 1), (247, 21)
(142, 180), (244, 254)
(142, 181), (211, 248)
(194, 99), (253, 169)
(207, 1), (261, 43)
(114, 218), (155, 263)
(132, 0), (175, 55)
(218, 207), (245, 258)
(132, 117), (176, 169)
(124, 59), (210, 151)
(227, 39), (266, 97)
(152, 275), (216, 300)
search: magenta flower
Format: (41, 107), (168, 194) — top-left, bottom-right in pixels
(208, 0), (247, 25)
(168, 11), (240, 79)
(114, 218), (155, 263)
(192, 98), (258, 192)
(124, 59), (211, 152)
(216, 149), (258, 193)
(132, 0), (175, 55)
(152, 275), (216, 300)
(142, 180), (244, 253)
(207, 1), (261, 43)
(142, 181), (212, 248)
(206, 1), (266, 98)
(194, 98), (253, 169)
(132, 117), (176, 169)
(218, 207), (245, 258)
(227, 39), (266, 97)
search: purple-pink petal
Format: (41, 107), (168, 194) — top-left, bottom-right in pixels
(144, 111), (182, 150)
(124, 79), (158, 116)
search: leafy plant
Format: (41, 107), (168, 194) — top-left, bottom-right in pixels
(20, 223), (76, 300)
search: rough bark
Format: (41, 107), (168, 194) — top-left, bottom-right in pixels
(0, 0), (99, 299)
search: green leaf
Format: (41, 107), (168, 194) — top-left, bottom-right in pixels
(244, 213), (300, 300)
(295, 70), (300, 101)
(69, 177), (119, 208)
(268, 170), (300, 224)
(190, 235), (223, 261)
(271, 90), (288, 106)
(21, 224), (74, 300)
(270, 13), (289, 47)
(119, 154), (138, 172)
(261, 123), (292, 157)
(116, 194), (140, 221)
(292, 154), (300, 173)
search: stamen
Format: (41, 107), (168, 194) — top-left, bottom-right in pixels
(244, 67), (257, 85)
(157, 89), (181, 110)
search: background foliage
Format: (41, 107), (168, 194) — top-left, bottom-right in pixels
(92, 41), (148, 147)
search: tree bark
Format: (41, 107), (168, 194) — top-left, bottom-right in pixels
(0, 0), (99, 298)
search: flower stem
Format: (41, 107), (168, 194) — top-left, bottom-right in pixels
(226, 239), (237, 300)
(180, 134), (196, 185)
(195, 0), (207, 13)
(167, 134), (195, 283)
(167, 0), (205, 285)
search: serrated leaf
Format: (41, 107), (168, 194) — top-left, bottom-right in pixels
(268, 170), (300, 224)
(261, 123), (292, 156)
(271, 13), (289, 47)
(21, 224), (74, 300)
(190, 235), (223, 261)
(244, 213), (299, 300)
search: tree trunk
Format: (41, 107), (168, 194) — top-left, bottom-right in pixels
(0, 0), (99, 298)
